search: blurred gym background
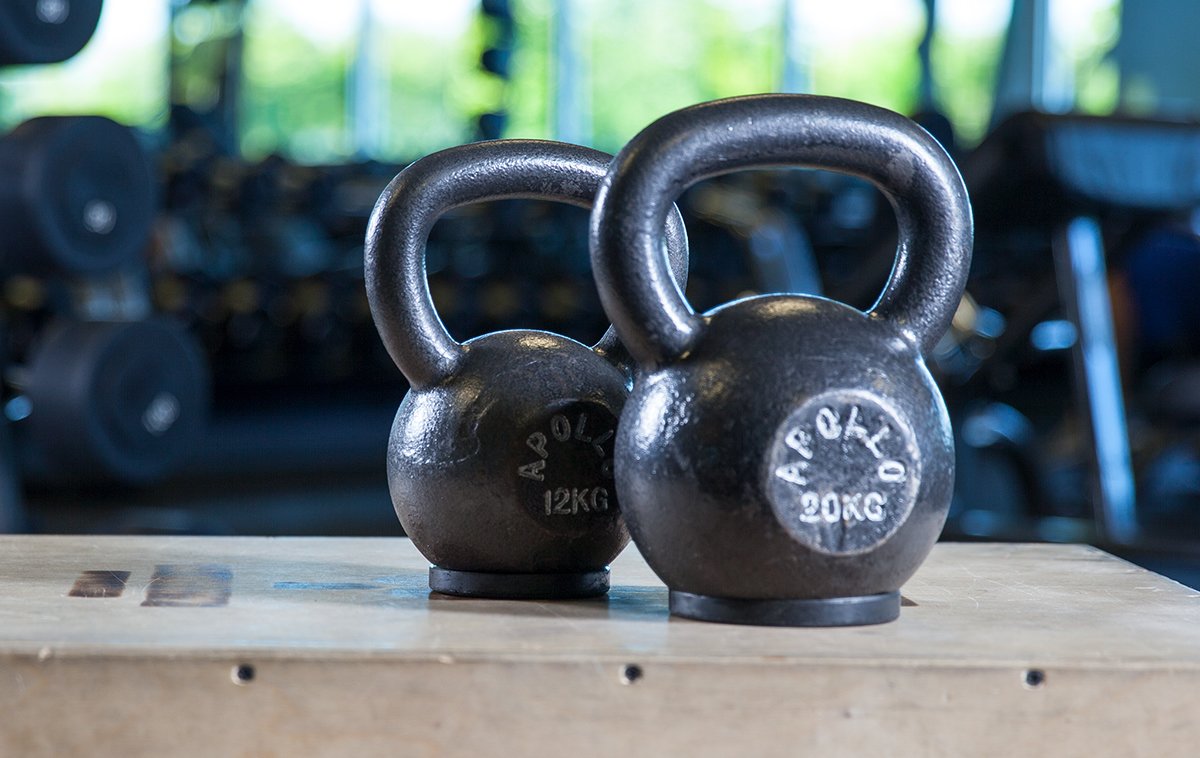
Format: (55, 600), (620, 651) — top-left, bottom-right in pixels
(3, 0), (1200, 584)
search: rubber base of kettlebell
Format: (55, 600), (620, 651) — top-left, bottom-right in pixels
(429, 567), (609, 599)
(669, 590), (901, 627)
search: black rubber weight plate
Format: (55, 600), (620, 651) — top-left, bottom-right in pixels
(3, 115), (155, 273)
(0, 0), (104, 65)
(27, 319), (210, 485)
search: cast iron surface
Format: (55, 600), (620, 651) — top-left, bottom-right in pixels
(429, 566), (609, 599)
(670, 590), (901, 627)
(365, 139), (687, 597)
(590, 94), (973, 625)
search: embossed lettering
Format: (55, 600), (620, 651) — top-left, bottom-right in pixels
(774, 463), (809, 487)
(841, 492), (864, 522)
(551, 415), (571, 442)
(768, 393), (916, 554)
(521, 403), (618, 526)
(571, 488), (590, 512)
(551, 487), (571, 514)
(526, 432), (548, 459)
(572, 414), (592, 443)
(800, 492), (821, 523)
(791, 490), (889, 524)
(785, 428), (814, 459)
(592, 487), (609, 512)
(878, 460), (906, 483)
(518, 460), (546, 481)
(816, 407), (841, 440)
(863, 492), (886, 521)
(542, 486), (610, 515)
(844, 406), (869, 444)
(864, 424), (891, 459)
(821, 492), (840, 524)
(591, 429), (614, 458)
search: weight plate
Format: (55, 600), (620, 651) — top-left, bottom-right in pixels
(0, 0), (103, 65)
(0, 115), (155, 274)
(27, 319), (210, 485)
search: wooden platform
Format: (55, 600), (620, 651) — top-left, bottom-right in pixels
(1, 537), (1198, 757)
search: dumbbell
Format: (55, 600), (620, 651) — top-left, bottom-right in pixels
(0, 115), (155, 275)
(15, 318), (209, 485)
(590, 94), (972, 626)
(365, 139), (687, 599)
(0, 0), (103, 65)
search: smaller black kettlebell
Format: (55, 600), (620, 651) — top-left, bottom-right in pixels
(365, 139), (688, 599)
(590, 95), (972, 626)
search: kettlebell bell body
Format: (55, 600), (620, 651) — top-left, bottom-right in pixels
(590, 95), (972, 625)
(365, 139), (687, 599)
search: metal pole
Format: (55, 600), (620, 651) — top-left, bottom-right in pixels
(779, 0), (809, 93)
(348, 0), (384, 159)
(917, 0), (936, 110)
(553, 0), (590, 146)
(1053, 216), (1138, 545)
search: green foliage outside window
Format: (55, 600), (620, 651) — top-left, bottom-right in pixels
(0, 0), (1124, 163)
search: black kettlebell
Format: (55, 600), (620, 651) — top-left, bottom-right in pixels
(590, 95), (972, 626)
(365, 139), (688, 599)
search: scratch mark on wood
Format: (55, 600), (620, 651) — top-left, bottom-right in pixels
(142, 565), (232, 607)
(69, 570), (131, 598)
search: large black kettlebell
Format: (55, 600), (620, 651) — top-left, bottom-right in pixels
(365, 139), (687, 599)
(590, 94), (972, 626)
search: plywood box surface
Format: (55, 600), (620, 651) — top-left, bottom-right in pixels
(1, 536), (1198, 757)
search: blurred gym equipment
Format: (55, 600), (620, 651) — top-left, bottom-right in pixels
(0, 0), (103, 66)
(957, 112), (1200, 552)
(0, 116), (155, 275)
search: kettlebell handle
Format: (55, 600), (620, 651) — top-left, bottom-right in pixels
(590, 94), (973, 365)
(365, 139), (689, 388)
